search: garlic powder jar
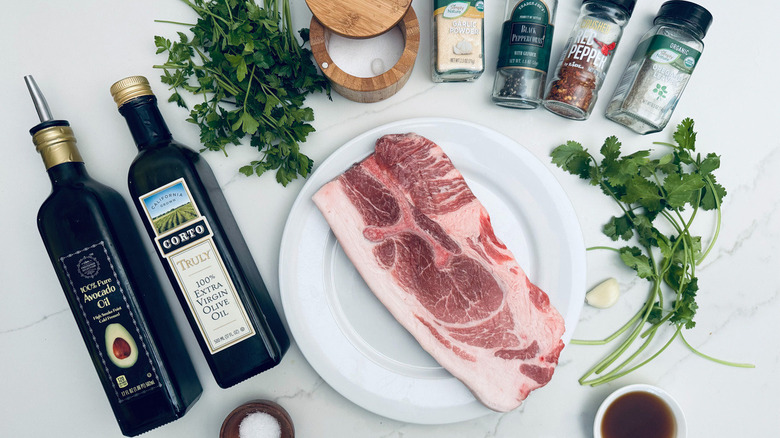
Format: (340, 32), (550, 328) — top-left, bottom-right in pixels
(432, 0), (485, 82)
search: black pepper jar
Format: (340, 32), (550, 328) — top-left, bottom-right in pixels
(492, 0), (558, 109)
(543, 0), (635, 120)
(605, 1), (713, 134)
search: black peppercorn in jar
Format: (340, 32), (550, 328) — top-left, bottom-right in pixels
(605, 1), (713, 134)
(491, 0), (558, 109)
(543, 0), (635, 120)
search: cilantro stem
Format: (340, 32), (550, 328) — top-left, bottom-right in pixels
(583, 326), (681, 386)
(587, 246), (621, 252)
(679, 332), (755, 368)
(571, 306), (646, 346)
(698, 176), (723, 263)
(588, 285), (656, 376)
(552, 119), (746, 386)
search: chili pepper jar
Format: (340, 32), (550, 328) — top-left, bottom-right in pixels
(605, 1), (712, 134)
(543, 0), (635, 120)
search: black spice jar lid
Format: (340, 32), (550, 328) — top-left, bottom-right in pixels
(655, 0), (713, 38)
(583, 0), (637, 17)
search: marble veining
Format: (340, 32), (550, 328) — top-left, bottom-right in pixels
(2, 0), (778, 437)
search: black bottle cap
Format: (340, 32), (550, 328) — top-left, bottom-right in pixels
(583, 0), (637, 17)
(655, 1), (713, 38)
(29, 119), (69, 136)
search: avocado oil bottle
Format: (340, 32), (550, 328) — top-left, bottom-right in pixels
(110, 76), (290, 388)
(26, 76), (202, 436)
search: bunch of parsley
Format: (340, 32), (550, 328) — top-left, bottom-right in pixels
(154, 0), (330, 186)
(551, 119), (752, 386)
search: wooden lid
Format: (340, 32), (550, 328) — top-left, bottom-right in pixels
(305, 0), (412, 38)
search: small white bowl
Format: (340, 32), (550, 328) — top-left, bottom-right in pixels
(593, 384), (687, 438)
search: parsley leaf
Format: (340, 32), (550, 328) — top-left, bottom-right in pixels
(154, 0), (330, 186)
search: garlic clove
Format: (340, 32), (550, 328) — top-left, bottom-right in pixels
(585, 278), (620, 309)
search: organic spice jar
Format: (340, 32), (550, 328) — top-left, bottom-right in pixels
(605, 1), (713, 134)
(432, 0), (485, 82)
(492, 0), (558, 109)
(543, 0), (635, 120)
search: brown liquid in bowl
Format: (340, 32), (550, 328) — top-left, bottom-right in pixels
(601, 391), (676, 438)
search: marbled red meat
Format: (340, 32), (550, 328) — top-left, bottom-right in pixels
(312, 133), (565, 412)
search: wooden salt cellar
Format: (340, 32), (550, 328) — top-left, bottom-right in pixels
(307, 0), (420, 103)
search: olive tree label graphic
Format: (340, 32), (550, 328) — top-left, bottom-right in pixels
(138, 178), (255, 354)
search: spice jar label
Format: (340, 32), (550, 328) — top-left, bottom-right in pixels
(620, 35), (702, 120)
(638, 35), (701, 75)
(545, 17), (622, 112)
(433, 0), (485, 78)
(562, 18), (620, 81)
(60, 241), (162, 403)
(497, 0), (555, 72)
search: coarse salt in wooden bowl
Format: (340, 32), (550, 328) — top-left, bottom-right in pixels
(309, 6), (420, 103)
(220, 400), (294, 438)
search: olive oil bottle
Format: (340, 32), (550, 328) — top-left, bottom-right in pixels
(26, 76), (202, 437)
(110, 76), (289, 388)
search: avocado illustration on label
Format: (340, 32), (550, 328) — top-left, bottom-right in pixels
(105, 323), (139, 368)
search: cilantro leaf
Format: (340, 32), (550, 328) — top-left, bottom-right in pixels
(619, 246), (654, 279)
(603, 215), (633, 241)
(700, 174), (727, 210)
(673, 117), (697, 151)
(553, 118), (738, 385)
(699, 153), (721, 174)
(551, 141), (593, 180)
(663, 173), (705, 208)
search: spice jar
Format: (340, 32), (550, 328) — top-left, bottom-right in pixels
(492, 0), (558, 109)
(605, 1), (713, 134)
(543, 0), (635, 120)
(432, 0), (485, 82)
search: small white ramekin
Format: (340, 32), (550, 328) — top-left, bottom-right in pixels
(593, 383), (687, 438)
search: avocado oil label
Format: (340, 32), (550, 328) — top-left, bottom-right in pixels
(60, 241), (161, 402)
(138, 178), (255, 354)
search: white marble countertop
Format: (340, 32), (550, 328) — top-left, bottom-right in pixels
(2, 0), (778, 437)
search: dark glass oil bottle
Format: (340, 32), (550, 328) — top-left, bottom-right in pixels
(26, 76), (202, 437)
(110, 76), (290, 388)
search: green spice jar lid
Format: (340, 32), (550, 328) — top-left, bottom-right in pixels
(655, 1), (713, 38)
(305, 0), (412, 38)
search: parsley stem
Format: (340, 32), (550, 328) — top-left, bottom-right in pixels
(242, 65), (256, 108)
(223, 0), (233, 21)
(154, 19), (196, 26)
(181, 0), (231, 26)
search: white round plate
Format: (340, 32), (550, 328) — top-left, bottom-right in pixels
(279, 117), (586, 424)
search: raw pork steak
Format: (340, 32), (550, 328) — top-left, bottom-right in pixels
(312, 133), (565, 412)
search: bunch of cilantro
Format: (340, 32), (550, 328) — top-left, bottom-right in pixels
(551, 119), (752, 386)
(154, 0), (330, 186)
